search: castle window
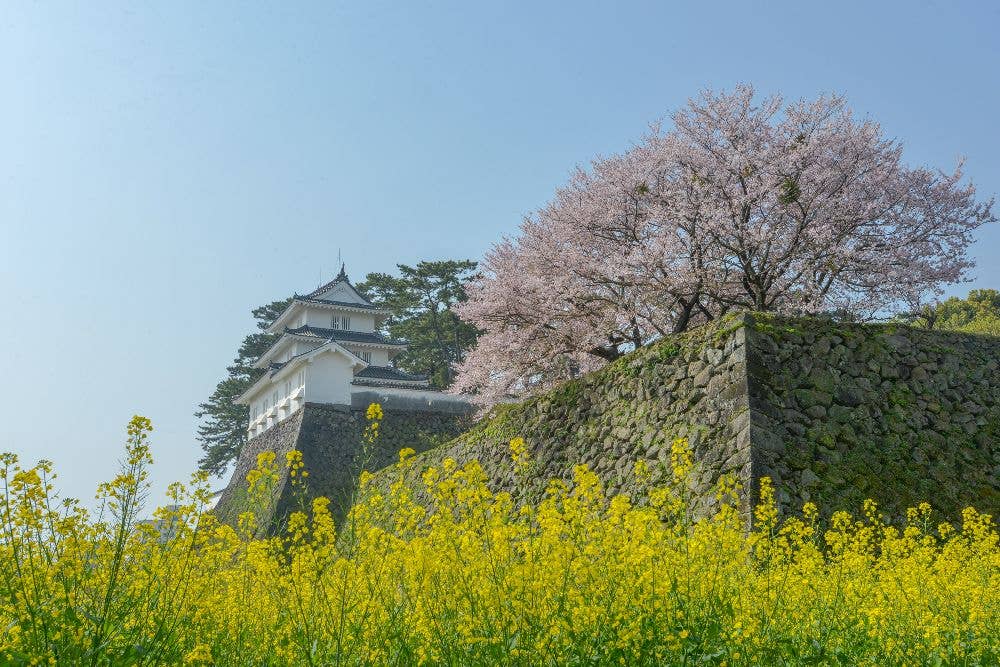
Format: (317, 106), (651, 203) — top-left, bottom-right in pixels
(359, 350), (372, 363)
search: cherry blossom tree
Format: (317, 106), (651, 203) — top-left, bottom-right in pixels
(453, 86), (995, 404)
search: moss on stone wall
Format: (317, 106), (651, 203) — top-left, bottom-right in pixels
(746, 313), (1000, 519)
(218, 313), (1000, 534)
(375, 314), (755, 519)
(213, 403), (471, 533)
(374, 313), (1000, 525)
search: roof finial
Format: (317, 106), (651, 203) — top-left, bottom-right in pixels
(336, 262), (347, 281)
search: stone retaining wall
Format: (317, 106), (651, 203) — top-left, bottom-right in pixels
(213, 402), (472, 532)
(375, 316), (756, 519)
(746, 315), (1000, 517)
(373, 314), (1000, 523)
(217, 313), (1000, 533)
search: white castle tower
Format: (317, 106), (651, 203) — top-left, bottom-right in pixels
(236, 265), (465, 437)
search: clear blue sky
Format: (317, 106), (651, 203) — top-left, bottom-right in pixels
(2, 1), (998, 508)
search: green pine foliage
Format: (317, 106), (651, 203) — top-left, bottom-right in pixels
(195, 298), (292, 476)
(357, 260), (480, 388)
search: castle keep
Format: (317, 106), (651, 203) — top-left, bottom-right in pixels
(235, 265), (469, 437)
(215, 269), (472, 530)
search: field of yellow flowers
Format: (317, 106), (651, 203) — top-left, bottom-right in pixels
(1, 407), (998, 666)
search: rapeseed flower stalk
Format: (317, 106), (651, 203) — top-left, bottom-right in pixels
(0, 412), (996, 665)
(509, 436), (529, 476)
(363, 402), (383, 446)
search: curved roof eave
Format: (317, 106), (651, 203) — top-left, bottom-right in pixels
(236, 341), (367, 404)
(265, 298), (390, 334)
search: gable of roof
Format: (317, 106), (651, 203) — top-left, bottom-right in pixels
(236, 340), (365, 404)
(303, 264), (374, 306)
(257, 323), (406, 369)
(252, 332), (307, 369)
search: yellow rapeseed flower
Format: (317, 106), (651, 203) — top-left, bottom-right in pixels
(0, 416), (996, 665)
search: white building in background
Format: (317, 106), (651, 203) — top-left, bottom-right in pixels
(236, 266), (464, 438)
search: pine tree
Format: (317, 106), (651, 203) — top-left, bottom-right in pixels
(195, 298), (292, 475)
(357, 261), (479, 388)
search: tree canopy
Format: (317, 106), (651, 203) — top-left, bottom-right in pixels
(909, 289), (1000, 336)
(453, 86), (995, 404)
(357, 260), (479, 388)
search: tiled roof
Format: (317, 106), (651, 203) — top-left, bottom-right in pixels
(285, 325), (406, 346)
(355, 365), (428, 382)
(301, 265), (376, 306)
(292, 296), (383, 310)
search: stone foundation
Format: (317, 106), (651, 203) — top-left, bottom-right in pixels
(373, 313), (1000, 524)
(213, 402), (473, 533)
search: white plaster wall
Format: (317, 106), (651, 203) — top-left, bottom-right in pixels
(304, 353), (355, 405)
(247, 368), (307, 435)
(345, 346), (390, 365)
(350, 313), (376, 332)
(264, 337), (296, 363)
(303, 307), (375, 332)
(305, 307), (331, 328)
(293, 340), (322, 355)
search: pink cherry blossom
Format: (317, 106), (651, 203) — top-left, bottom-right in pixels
(453, 86), (995, 405)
